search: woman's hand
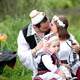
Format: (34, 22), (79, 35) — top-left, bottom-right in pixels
(72, 44), (80, 54)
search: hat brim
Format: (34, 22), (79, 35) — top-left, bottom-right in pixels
(31, 12), (45, 25)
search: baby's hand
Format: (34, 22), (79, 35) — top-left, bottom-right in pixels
(56, 70), (66, 79)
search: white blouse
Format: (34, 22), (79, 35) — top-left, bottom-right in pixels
(17, 30), (35, 70)
(42, 54), (58, 73)
(57, 34), (79, 64)
(17, 24), (38, 71)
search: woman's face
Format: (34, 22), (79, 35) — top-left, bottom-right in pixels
(50, 21), (58, 33)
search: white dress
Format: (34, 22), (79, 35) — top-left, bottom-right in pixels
(57, 35), (80, 75)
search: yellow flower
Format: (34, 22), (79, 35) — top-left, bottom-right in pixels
(0, 33), (7, 41)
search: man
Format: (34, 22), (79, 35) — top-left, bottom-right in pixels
(17, 10), (50, 73)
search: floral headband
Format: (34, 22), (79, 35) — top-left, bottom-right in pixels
(52, 15), (65, 27)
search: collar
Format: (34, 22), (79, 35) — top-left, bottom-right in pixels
(27, 23), (50, 37)
(27, 23), (36, 36)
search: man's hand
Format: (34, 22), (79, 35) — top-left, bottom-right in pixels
(32, 41), (43, 56)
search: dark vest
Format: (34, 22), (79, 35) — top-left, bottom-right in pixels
(22, 25), (50, 49)
(38, 54), (59, 71)
(22, 26), (36, 49)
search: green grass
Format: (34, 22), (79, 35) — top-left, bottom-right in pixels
(0, 14), (80, 80)
(68, 15), (80, 43)
(0, 16), (32, 80)
(1, 58), (32, 80)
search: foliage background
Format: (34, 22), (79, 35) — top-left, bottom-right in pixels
(0, 0), (80, 80)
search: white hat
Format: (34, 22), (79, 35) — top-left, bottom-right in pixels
(29, 10), (45, 25)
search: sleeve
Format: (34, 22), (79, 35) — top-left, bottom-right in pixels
(17, 30), (36, 70)
(42, 55), (58, 73)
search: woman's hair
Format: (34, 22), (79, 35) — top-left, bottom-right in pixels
(35, 16), (48, 28)
(58, 27), (70, 40)
(53, 15), (70, 40)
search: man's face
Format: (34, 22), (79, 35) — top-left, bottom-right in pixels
(39, 20), (50, 33)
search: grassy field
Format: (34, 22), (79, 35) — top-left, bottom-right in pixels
(0, 16), (32, 80)
(0, 14), (80, 80)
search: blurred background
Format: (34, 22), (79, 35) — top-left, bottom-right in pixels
(0, 0), (80, 80)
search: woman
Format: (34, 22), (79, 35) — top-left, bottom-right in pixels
(50, 15), (80, 80)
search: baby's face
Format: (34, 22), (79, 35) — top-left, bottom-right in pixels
(49, 41), (60, 54)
